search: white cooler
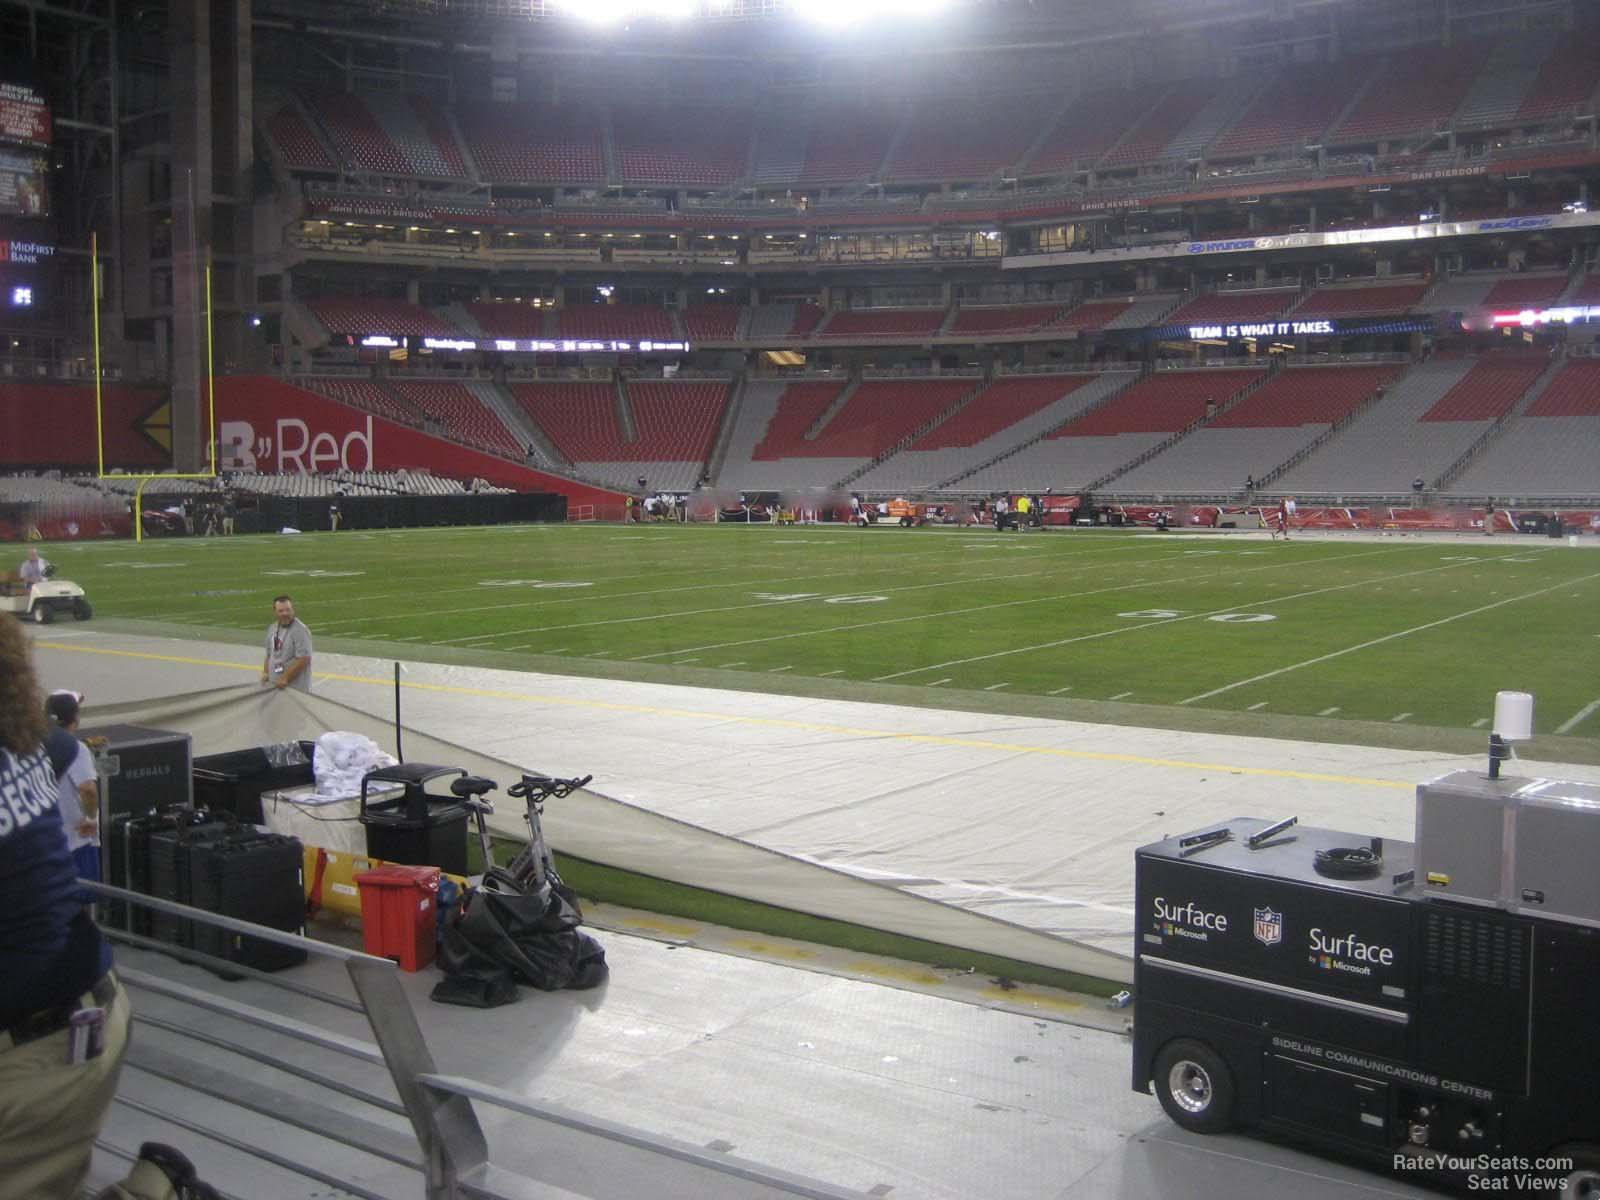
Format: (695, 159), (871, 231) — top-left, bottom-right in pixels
(261, 783), (403, 856)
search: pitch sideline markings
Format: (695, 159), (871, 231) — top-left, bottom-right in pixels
(1180, 571), (1600, 705)
(34, 639), (1416, 793)
(1556, 697), (1600, 735)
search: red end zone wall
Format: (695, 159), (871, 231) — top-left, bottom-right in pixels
(216, 377), (624, 509)
(0, 381), (170, 469)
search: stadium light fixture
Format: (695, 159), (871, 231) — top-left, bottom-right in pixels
(549, 0), (696, 23)
(794, 0), (950, 25)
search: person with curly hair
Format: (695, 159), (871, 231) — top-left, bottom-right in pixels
(0, 624), (221, 1199)
(0, 617), (131, 1197)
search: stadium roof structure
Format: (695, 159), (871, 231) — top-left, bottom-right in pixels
(251, 0), (1398, 44)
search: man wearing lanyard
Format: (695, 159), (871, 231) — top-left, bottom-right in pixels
(262, 595), (313, 692)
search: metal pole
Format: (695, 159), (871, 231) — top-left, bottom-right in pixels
(394, 662), (404, 763)
(92, 230), (104, 477)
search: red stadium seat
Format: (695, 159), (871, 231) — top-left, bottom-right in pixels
(1482, 276), (1571, 308)
(1331, 44), (1489, 142)
(947, 305), (1068, 336)
(680, 306), (741, 341)
(556, 304), (675, 343)
(754, 379), (970, 459)
(1525, 360), (1600, 417)
(387, 382), (522, 456)
(1166, 291), (1298, 325)
(1292, 283), (1430, 320)
(308, 299), (462, 340)
(1051, 370), (1264, 437)
(265, 106), (335, 170)
(300, 378), (424, 429)
(815, 309), (945, 340)
(1208, 65), (1358, 159)
(1210, 366), (1400, 428)
(458, 104), (606, 184)
(1420, 355), (1549, 421)
(1517, 39), (1600, 119)
(909, 377), (1094, 449)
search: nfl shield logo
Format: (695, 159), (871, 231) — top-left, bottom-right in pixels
(1253, 907), (1283, 947)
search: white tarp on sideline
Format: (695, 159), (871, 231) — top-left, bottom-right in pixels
(32, 627), (1600, 984)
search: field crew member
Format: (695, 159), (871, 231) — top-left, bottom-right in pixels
(262, 595), (314, 692)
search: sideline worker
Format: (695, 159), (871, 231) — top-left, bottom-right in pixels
(262, 595), (313, 692)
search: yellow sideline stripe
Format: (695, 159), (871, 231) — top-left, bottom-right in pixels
(36, 640), (1413, 791)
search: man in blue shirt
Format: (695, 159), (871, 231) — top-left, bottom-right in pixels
(0, 621), (220, 1199)
(0, 617), (127, 1197)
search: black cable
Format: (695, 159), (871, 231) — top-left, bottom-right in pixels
(1314, 845), (1384, 879)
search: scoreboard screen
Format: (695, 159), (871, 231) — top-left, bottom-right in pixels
(0, 148), (49, 218)
(0, 79), (50, 148)
(0, 232), (55, 314)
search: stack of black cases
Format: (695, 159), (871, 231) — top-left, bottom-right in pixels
(188, 833), (307, 972)
(105, 806), (306, 974)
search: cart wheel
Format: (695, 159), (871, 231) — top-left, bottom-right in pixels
(900, 517), (911, 527)
(1153, 1038), (1235, 1134)
(1546, 1145), (1600, 1200)
(32, 603), (52, 624)
(74, 598), (93, 621)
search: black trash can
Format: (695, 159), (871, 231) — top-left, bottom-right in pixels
(358, 763), (471, 876)
(192, 741), (317, 824)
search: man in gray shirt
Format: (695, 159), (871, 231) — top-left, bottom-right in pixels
(262, 595), (313, 692)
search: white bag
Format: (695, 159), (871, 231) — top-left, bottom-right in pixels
(312, 731), (397, 799)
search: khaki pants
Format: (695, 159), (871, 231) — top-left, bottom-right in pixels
(0, 975), (131, 1200)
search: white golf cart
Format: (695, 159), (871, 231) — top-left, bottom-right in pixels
(1, 577), (93, 623)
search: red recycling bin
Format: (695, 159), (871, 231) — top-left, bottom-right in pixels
(355, 864), (441, 971)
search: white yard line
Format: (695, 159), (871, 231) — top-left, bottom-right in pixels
(769, 665), (793, 673)
(642, 545), (1409, 668)
(984, 682), (1011, 691)
(1318, 706), (1341, 716)
(1391, 713), (1413, 723)
(874, 547), (1457, 683)
(1180, 571), (1600, 705)
(1049, 686), (1074, 695)
(1556, 697), (1600, 735)
(718, 661), (745, 668)
(818, 669), (844, 677)
(1110, 691), (1134, 700)
(1247, 702), (1268, 711)
(439, 553), (1140, 647)
(196, 535), (1080, 622)
(1473, 718), (1490, 728)
(928, 678), (952, 687)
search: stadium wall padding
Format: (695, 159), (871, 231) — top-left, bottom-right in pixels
(216, 377), (624, 508)
(250, 490), (566, 532)
(0, 381), (170, 469)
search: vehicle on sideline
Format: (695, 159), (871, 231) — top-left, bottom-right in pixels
(1, 577), (93, 623)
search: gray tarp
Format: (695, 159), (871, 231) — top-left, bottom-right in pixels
(41, 644), (1135, 983)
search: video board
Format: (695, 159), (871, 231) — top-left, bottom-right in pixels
(0, 79), (50, 149)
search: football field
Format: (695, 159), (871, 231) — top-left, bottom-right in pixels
(39, 523), (1600, 741)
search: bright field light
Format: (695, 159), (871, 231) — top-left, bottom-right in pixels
(544, 0), (959, 22)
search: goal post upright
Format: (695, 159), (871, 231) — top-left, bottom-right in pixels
(97, 234), (221, 542)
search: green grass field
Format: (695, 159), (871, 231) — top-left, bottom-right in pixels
(39, 523), (1600, 745)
